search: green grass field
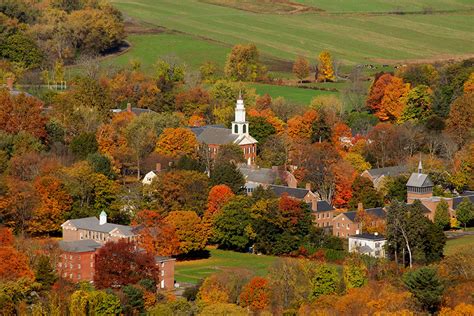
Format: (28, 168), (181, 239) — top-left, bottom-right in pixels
(249, 83), (338, 104)
(101, 33), (230, 71)
(175, 248), (277, 284)
(112, 0), (474, 65)
(444, 234), (474, 256)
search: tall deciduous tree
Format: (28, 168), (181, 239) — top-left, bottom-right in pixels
(348, 176), (383, 210)
(310, 264), (339, 299)
(434, 200), (450, 230)
(446, 93), (474, 147)
(239, 277), (270, 312)
(293, 56), (310, 83)
(377, 76), (410, 122)
(400, 85), (433, 123)
(94, 239), (158, 289)
(343, 256), (368, 289)
(456, 198), (474, 229)
(224, 44), (266, 82)
(155, 127), (198, 159)
(317, 51), (336, 82)
(164, 211), (207, 255)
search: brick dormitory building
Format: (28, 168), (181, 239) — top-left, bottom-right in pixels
(57, 211), (175, 289)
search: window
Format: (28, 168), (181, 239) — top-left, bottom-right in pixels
(234, 125), (238, 133)
(78, 264), (81, 269)
(347, 224), (350, 229)
(161, 270), (164, 276)
(70, 274), (73, 279)
(317, 214), (320, 219)
(243, 124), (247, 134)
(337, 223), (340, 228)
(78, 273), (81, 280)
(91, 262), (94, 267)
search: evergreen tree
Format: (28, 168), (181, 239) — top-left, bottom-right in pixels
(347, 176), (383, 210)
(403, 267), (444, 313)
(434, 199), (450, 230)
(343, 256), (368, 289)
(35, 255), (57, 291)
(310, 264), (339, 299)
(210, 162), (245, 194)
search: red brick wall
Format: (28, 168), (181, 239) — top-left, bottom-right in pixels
(314, 211), (334, 228)
(240, 144), (257, 164)
(407, 192), (433, 204)
(58, 251), (95, 282)
(332, 215), (361, 238)
(157, 259), (175, 290)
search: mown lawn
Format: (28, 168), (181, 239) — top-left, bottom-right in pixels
(444, 234), (474, 256)
(112, 0), (474, 64)
(175, 248), (277, 284)
(249, 83), (338, 105)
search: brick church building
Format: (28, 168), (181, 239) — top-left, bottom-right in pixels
(191, 95), (258, 165)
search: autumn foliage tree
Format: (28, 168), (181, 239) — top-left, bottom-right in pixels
(94, 239), (158, 289)
(366, 73), (394, 115)
(224, 44), (267, 82)
(155, 127), (198, 158)
(206, 185), (235, 218)
(0, 89), (46, 138)
(317, 50), (336, 82)
(446, 93), (474, 147)
(164, 211), (207, 255)
(293, 56), (310, 83)
(239, 277), (270, 312)
(0, 227), (34, 281)
(378, 76), (410, 122)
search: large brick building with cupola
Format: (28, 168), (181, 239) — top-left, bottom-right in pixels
(191, 95), (258, 165)
(57, 211), (175, 289)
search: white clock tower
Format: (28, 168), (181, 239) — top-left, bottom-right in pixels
(231, 93), (249, 135)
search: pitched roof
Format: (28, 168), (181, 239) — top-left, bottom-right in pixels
(340, 207), (386, 222)
(406, 173), (433, 187)
(63, 217), (136, 236)
(268, 185), (310, 199)
(239, 166), (277, 185)
(193, 126), (239, 145)
(359, 245), (373, 253)
(452, 195), (474, 210)
(59, 240), (102, 253)
(366, 165), (407, 178)
(350, 233), (386, 241)
(315, 200), (335, 212)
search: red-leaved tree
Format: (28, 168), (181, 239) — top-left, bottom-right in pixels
(239, 276), (270, 312)
(94, 239), (158, 289)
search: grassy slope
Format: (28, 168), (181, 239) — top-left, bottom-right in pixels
(175, 248), (276, 284)
(250, 83), (337, 104)
(296, 0), (473, 12)
(101, 33), (230, 71)
(112, 0), (474, 64)
(444, 235), (474, 256)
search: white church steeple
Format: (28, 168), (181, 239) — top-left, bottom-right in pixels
(231, 92), (249, 135)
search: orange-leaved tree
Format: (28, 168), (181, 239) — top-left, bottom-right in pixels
(366, 73), (393, 115)
(164, 211), (207, 255)
(239, 276), (271, 312)
(331, 160), (356, 208)
(0, 227), (34, 281)
(198, 274), (230, 304)
(287, 109), (318, 140)
(155, 127), (198, 158)
(377, 76), (410, 122)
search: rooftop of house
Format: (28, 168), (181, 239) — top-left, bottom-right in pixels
(406, 172), (433, 188)
(452, 195), (474, 210)
(191, 126), (240, 145)
(111, 107), (156, 116)
(239, 166), (278, 185)
(365, 165), (407, 178)
(342, 207), (386, 222)
(315, 200), (335, 212)
(268, 184), (311, 200)
(349, 233), (386, 241)
(62, 216), (136, 237)
(59, 240), (102, 253)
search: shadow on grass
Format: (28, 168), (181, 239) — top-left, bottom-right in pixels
(175, 249), (211, 261)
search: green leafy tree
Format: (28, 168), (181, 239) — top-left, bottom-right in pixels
(210, 162), (245, 194)
(122, 285), (144, 315)
(343, 256), (368, 289)
(87, 153), (114, 179)
(34, 255), (57, 291)
(347, 176), (383, 210)
(248, 116), (276, 144)
(70, 132), (98, 159)
(213, 196), (254, 251)
(88, 291), (122, 316)
(384, 175), (408, 202)
(434, 199), (450, 230)
(224, 44), (266, 82)
(310, 264), (339, 299)
(456, 198), (474, 229)
(403, 267), (444, 313)
(400, 85), (433, 122)
(215, 144), (245, 165)
(0, 33), (43, 68)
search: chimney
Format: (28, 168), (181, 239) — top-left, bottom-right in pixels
(305, 183), (312, 191)
(127, 103), (132, 113)
(156, 163), (161, 172)
(6, 77), (14, 91)
(99, 211), (107, 225)
(357, 202), (364, 212)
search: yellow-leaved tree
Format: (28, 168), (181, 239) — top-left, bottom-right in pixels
(317, 50), (336, 82)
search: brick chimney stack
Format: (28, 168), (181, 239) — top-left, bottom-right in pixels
(6, 77), (14, 91)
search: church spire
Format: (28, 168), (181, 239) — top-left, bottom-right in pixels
(232, 96), (248, 135)
(418, 156), (423, 174)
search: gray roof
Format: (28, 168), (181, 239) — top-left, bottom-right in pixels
(193, 126), (239, 145)
(315, 200), (334, 212)
(350, 233), (386, 241)
(359, 245), (373, 253)
(406, 173), (433, 187)
(366, 165), (407, 178)
(240, 166), (277, 185)
(59, 240), (102, 253)
(269, 185), (310, 199)
(342, 207), (386, 222)
(65, 217), (136, 236)
(452, 195), (474, 210)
